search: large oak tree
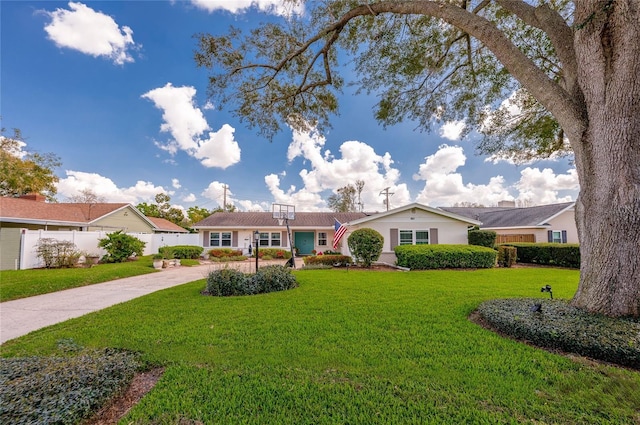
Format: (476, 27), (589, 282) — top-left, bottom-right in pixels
(196, 1), (640, 317)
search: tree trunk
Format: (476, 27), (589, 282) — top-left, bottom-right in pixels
(571, 1), (640, 317)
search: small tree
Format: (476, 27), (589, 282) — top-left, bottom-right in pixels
(35, 238), (81, 268)
(98, 231), (146, 263)
(347, 228), (383, 268)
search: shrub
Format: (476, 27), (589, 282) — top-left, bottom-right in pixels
(476, 298), (640, 369)
(468, 230), (497, 248)
(159, 245), (203, 259)
(98, 231), (146, 263)
(204, 265), (298, 297)
(209, 248), (243, 258)
(394, 245), (497, 269)
(501, 243), (580, 268)
(35, 238), (81, 268)
(250, 265), (298, 293)
(251, 248), (292, 259)
(303, 254), (353, 267)
(497, 245), (517, 267)
(347, 228), (384, 268)
(0, 347), (141, 425)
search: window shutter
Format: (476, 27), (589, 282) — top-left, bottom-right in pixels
(561, 230), (567, 244)
(429, 228), (438, 244)
(390, 228), (398, 249)
(203, 231), (210, 247)
(232, 231), (238, 247)
(282, 231), (288, 247)
(547, 230), (553, 242)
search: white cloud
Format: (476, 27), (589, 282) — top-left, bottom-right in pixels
(413, 145), (514, 207)
(182, 193), (197, 203)
(189, 0), (304, 16)
(142, 83), (241, 169)
(56, 170), (166, 204)
(439, 120), (466, 141)
(266, 126), (411, 211)
(172, 178), (181, 189)
(43, 2), (139, 65)
(515, 167), (578, 205)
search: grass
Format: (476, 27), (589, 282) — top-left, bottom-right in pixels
(0, 257), (157, 302)
(0, 257), (199, 302)
(2, 268), (639, 424)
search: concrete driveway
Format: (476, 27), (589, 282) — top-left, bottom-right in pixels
(0, 259), (290, 344)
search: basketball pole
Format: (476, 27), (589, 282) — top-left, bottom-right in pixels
(285, 216), (296, 269)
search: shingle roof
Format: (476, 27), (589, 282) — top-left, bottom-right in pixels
(146, 216), (189, 233)
(0, 197), (129, 224)
(439, 202), (575, 228)
(193, 211), (369, 228)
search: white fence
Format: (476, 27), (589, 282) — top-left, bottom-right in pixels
(17, 230), (199, 270)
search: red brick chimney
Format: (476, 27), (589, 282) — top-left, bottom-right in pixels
(19, 193), (47, 202)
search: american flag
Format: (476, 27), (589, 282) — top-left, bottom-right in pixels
(332, 219), (347, 250)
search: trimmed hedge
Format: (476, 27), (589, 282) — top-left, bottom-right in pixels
(159, 245), (203, 259)
(255, 248), (292, 260)
(394, 245), (497, 269)
(501, 243), (580, 268)
(497, 245), (517, 267)
(204, 265), (298, 296)
(303, 254), (353, 267)
(0, 348), (141, 425)
(476, 298), (640, 369)
(468, 230), (497, 248)
(208, 248), (243, 258)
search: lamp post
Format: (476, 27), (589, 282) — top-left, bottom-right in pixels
(254, 230), (259, 273)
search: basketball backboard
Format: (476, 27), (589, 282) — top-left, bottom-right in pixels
(272, 203), (295, 221)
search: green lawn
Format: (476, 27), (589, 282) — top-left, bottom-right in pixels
(2, 268), (639, 424)
(0, 258), (157, 302)
(0, 257), (198, 302)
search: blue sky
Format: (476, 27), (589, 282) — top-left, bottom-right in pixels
(1, 1), (579, 213)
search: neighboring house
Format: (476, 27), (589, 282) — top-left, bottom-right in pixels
(192, 203), (480, 264)
(192, 211), (367, 256)
(439, 202), (578, 244)
(0, 194), (156, 232)
(145, 217), (190, 234)
(0, 195), (194, 270)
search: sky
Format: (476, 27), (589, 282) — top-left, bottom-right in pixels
(1, 1), (580, 215)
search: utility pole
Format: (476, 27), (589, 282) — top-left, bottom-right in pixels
(222, 184), (229, 212)
(379, 187), (394, 211)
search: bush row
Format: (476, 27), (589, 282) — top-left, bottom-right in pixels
(395, 244), (497, 269)
(204, 265), (298, 296)
(303, 254), (353, 267)
(476, 298), (640, 369)
(468, 230), (497, 248)
(159, 245), (203, 259)
(253, 248), (292, 260)
(0, 347), (141, 425)
(501, 243), (580, 268)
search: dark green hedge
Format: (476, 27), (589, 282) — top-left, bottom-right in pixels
(497, 246), (517, 267)
(0, 348), (141, 425)
(468, 230), (497, 248)
(303, 254), (353, 267)
(204, 265), (298, 296)
(394, 245), (497, 269)
(501, 243), (580, 268)
(476, 298), (640, 369)
(159, 245), (203, 259)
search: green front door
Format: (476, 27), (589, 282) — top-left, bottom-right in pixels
(294, 232), (315, 255)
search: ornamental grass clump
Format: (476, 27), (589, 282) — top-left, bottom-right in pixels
(0, 347), (141, 425)
(204, 265), (298, 296)
(476, 298), (640, 369)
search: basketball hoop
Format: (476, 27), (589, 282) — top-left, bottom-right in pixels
(277, 218), (284, 226)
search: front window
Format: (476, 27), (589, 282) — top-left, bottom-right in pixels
(552, 231), (562, 243)
(318, 232), (327, 246)
(210, 232), (232, 247)
(399, 230), (429, 245)
(259, 232), (270, 246)
(399, 230), (413, 245)
(271, 232), (281, 247)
